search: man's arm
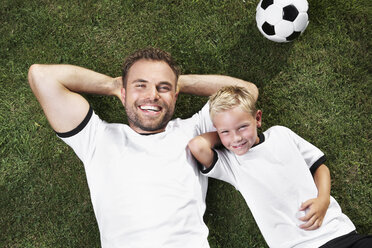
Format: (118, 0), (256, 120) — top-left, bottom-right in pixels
(28, 64), (122, 133)
(188, 132), (220, 168)
(177, 75), (258, 100)
(299, 164), (331, 230)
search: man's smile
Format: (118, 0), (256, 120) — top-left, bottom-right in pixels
(139, 104), (162, 113)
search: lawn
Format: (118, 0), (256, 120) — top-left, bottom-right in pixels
(0, 0), (371, 247)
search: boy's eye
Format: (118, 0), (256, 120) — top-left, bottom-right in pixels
(239, 125), (248, 130)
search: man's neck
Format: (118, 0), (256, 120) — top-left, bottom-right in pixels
(129, 124), (166, 135)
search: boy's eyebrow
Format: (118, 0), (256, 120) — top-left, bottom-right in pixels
(216, 128), (228, 132)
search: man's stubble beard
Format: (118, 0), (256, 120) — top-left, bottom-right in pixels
(125, 100), (175, 133)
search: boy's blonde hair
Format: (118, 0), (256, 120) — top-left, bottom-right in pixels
(209, 86), (257, 120)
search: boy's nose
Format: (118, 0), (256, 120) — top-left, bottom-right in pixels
(233, 133), (243, 142)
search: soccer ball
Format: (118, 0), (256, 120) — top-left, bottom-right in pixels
(256, 0), (309, 42)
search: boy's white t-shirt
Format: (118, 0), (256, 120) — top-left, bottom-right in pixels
(58, 104), (214, 248)
(204, 126), (355, 248)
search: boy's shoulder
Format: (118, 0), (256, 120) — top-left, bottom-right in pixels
(262, 126), (301, 144)
(266, 125), (291, 132)
(264, 125), (293, 136)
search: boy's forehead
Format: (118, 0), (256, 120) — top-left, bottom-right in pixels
(214, 106), (253, 118)
(213, 107), (255, 124)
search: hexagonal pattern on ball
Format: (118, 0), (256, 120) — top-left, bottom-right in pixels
(255, 0), (309, 43)
(274, 0), (293, 8)
(264, 4), (283, 25)
(283, 5), (299, 22)
(275, 20), (295, 37)
(293, 0), (309, 12)
(293, 12), (309, 31)
(260, 0), (274, 10)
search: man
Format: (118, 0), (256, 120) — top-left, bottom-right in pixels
(28, 48), (258, 248)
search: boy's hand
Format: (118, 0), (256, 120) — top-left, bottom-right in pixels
(298, 196), (330, 230)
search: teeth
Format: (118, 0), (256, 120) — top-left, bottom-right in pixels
(140, 105), (160, 111)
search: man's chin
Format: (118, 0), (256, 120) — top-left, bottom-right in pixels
(130, 119), (168, 133)
(126, 108), (174, 133)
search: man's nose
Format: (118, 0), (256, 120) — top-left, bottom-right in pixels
(147, 85), (160, 100)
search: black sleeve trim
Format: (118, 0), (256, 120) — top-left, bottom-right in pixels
(55, 107), (93, 138)
(198, 149), (218, 174)
(310, 155), (327, 176)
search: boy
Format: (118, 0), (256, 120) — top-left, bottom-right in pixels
(188, 86), (372, 248)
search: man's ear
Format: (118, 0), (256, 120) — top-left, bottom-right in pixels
(256, 110), (262, 128)
(120, 87), (126, 106)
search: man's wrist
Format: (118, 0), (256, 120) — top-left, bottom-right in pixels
(111, 77), (123, 98)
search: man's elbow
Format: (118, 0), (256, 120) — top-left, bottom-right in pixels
(28, 64), (43, 87)
(247, 83), (259, 102)
(235, 79), (259, 101)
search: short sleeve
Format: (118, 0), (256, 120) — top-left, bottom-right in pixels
(202, 149), (239, 189)
(285, 127), (326, 174)
(193, 101), (215, 135)
(56, 107), (104, 165)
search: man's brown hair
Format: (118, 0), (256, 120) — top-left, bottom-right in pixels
(121, 47), (181, 88)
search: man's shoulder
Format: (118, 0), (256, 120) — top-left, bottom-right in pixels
(166, 113), (203, 130)
(86, 111), (134, 141)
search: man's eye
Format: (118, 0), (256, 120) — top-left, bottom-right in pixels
(158, 86), (171, 92)
(136, 84), (145, 88)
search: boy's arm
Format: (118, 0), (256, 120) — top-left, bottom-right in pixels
(178, 75), (258, 101)
(188, 132), (220, 168)
(299, 164), (331, 230)
(28, 64), (122, 133)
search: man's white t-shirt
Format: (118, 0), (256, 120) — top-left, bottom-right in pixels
(204, 126), (355, 248)
(57, 104), (214, 248)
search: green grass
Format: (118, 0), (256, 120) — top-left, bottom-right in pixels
(1, 0), (371, 247)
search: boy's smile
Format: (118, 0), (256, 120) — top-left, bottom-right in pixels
(213, 106), (262, 156)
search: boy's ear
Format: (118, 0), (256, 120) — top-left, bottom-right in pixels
(256, 110), (262, 128)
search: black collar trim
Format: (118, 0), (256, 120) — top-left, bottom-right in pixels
(251, 132), (265, 148)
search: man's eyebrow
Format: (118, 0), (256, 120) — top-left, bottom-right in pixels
(131, 79), (174, 89)
(131, 79), (148, 84)
(158, 81), (173, 87)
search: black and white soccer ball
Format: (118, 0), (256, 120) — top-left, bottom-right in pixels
(256, 0), (309, 42)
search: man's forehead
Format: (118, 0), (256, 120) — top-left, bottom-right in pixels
(128, 59), (176, 79)
(127, 59), (177, 84)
